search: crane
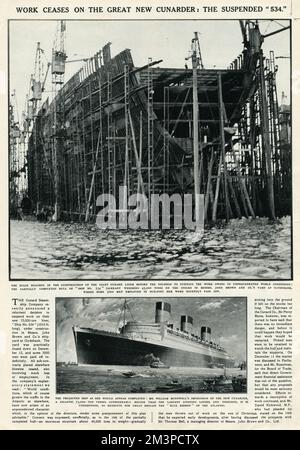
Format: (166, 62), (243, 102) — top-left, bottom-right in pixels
(42, 62), (51, 91)
(185, 32), (204, 70)
(239, 19), (290, 49)
(29, 42), (45, 116)
(52, 20), (67, 86)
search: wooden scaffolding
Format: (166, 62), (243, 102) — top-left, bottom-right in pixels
(26, 24), (291, 224)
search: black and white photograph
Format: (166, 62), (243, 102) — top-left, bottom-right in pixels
(9, 20), (291, 280)
(56, 296), (247, 394)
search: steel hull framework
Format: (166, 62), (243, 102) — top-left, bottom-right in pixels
(27, 36), (291, 222)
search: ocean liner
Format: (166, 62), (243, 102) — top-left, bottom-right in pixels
(73, 301), (235, 368)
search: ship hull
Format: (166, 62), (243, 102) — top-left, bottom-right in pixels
(73, 328), (234, 368)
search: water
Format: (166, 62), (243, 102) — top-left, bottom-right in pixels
(56, 365), (246, 394)
(10, 216), (291, 279)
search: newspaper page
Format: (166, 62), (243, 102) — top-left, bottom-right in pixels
(0, 0), (299, 432)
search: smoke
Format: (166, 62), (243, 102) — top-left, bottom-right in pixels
(55, 297), (123, 362)
(197, 299), (226, 311)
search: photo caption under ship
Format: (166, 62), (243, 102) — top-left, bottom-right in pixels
(73, 301), (235, 368)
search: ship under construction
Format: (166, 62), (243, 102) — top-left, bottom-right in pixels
(9, 20), (291, 224)
(73, 301), (235, 368)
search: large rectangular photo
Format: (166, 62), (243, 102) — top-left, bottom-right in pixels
(9, 19), (291, 279)
(56, 296), (247, 394)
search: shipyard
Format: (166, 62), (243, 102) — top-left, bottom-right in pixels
(9, 19), (291, 279)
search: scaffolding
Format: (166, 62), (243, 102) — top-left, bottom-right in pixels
(23, 22), (291, 224)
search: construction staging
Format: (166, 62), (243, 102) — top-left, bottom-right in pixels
(9, 20), (291, 225)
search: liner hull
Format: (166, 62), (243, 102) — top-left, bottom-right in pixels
(73, 327), (235, 368)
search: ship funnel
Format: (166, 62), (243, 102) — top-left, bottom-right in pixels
(201, 326), (211, 342)
(155, 302), (171, 324)
(181, 315), (193, 334)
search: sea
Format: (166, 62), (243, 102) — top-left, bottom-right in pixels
(56, 365), (246, 394)
(10, 216), (291, 279)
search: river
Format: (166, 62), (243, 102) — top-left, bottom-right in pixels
(10, 216), (291, 279)
(56, 365), (246, 394)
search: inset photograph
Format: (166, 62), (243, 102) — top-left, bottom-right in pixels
(10, 20), (291, 280)
(56, 297), (247, 394)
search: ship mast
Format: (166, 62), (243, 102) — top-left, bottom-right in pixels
(117, 299), (135, 333)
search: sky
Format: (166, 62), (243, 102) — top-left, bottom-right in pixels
(9, 19), (290, 120)
(55, 296), (247, 363)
